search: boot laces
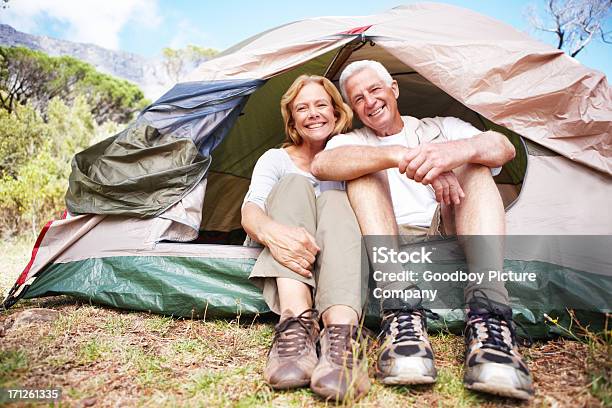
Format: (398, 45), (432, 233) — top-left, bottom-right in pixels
(468, 312), (516, 354)
(380, 309), (439, 344)
(467, 290), (531, 354)
(326, 325), (361, 368)
(273, 309), (317, 357)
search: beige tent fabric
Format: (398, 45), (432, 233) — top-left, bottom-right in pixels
(152, 179), (207, 242)
(17, 179), (209, 286)
(506, 155), (612, 234)
(188, 3), (611, 175)
(51, 225), (261, 265)
(505, 154), (612, 274)
(17, 215), (107, 292)
(186, 38), (355, 81)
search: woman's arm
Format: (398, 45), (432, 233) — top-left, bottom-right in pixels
(241, 150), (319, 278)
(241, 202), (319, 278)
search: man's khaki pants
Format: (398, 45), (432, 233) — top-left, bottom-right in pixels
(248, 174), (365, 317)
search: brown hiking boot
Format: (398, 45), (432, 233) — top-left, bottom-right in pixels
(310, 324), (371, 402)
(264, 309), (319, 389)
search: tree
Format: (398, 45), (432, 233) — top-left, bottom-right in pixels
(185, 45), (219, 66)
(77, 69), (148, 123)
(162, 47), (184, 83)
(527, 0), (611, 57)
(0, 103), (46, 178)
(162, 45), (219, 82)
(0, 46), (148, 123)
(0, 47), (61, 114)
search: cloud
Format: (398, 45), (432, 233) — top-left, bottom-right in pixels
(167, 18), (213, 50)
(0, 0), (162, 50)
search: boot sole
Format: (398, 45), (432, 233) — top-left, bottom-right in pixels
(379, 374), (436, 385)
(268, 379), (310, 390)
(311, 380), (371, 403)
(465, 381), (533, 400)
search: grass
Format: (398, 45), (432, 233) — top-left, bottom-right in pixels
(0, 350), (28, 379)
(1, 237), (610, 407)
(543, 311), (612, 406)
(0, 234), (34, 300)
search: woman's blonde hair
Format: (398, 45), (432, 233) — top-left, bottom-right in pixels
(280, 75), (353, 146)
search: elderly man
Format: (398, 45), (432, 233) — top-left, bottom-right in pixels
(311, 60), (534, 400)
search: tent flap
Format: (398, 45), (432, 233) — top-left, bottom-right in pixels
(66, 79), (264, 218)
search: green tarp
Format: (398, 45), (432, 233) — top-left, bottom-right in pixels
(23, 252), (611, 339)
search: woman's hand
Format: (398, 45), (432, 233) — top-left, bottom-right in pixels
(242, 202), (320, 278)
(262, 221), (320, 278)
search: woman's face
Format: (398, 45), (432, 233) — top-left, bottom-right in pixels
(291, 82), (337, 144)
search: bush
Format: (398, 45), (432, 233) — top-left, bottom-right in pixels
(0, 97), (114, 237)
(0, 103), (47, 177)
(0, 47), (145, 238)
(0, 143), (66, 236)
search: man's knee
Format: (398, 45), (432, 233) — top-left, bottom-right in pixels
(346, 171), (390, 200)
(456, 163), (492, 185)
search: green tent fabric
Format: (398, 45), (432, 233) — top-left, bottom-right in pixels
(66, 79), (263, 218)
(20, 251), (611, 338)
(66, 122), (210, 217)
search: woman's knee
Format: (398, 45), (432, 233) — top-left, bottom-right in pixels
(317, 190), (360, 233)
(266, 174), (315, 207)
(276, 174), (315, 193)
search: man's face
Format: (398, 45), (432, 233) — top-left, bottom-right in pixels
(344, 68), (401, 136)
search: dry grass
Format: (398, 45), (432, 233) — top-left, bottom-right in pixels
(0, 234), (35, 301)
(2, 298), (608, 407)
(1, 238), (609, 407)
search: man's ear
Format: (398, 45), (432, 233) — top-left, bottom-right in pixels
(391, 80), (399, 99)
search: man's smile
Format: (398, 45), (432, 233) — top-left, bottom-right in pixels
(368, 105), (385, 117)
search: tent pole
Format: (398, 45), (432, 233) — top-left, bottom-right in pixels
(324, 38), (372, 79)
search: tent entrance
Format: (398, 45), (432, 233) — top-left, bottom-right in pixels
(198, 40), (528, 242)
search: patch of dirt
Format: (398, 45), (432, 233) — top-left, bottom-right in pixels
(0, 299), (607, 407)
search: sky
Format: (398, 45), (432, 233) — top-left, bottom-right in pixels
(0, 0), (610, 77)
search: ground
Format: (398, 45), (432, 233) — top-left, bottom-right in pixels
(1, 237), (610, 407)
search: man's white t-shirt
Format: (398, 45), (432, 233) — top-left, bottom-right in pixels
(325, 116), (500, 227)
(243, 148), (343, 211)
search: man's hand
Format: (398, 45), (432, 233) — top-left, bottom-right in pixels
(262, 222), (320, 278)
(398, 141), (472, 185)
(430, 172), (465, 205)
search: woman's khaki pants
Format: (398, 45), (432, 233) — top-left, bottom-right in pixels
(248, 174), (365, 318)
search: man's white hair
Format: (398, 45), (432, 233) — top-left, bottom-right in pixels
(338, 60), (393, 102)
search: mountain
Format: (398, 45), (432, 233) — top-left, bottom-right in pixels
(0, 24), (173, 100)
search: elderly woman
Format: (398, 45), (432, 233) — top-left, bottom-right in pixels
(241, 75), (369, 401)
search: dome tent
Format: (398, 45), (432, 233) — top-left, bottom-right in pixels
(3, 3), (611, 337)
